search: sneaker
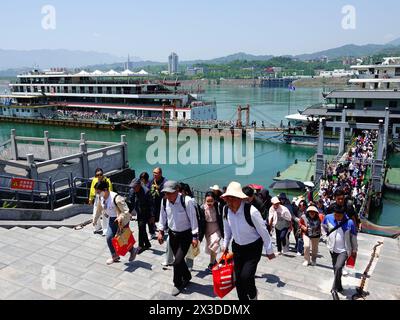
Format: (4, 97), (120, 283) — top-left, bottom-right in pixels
(311, 261), (317, 266)
(302, 261), (310, 267)
(129, 248), (138, 262)
(171, 286), (182, 297)
(297, 252), (302, 256)
(94, 230), (103, 235)
(106, 256), (120, 265)
(282, 247), (290, 254)
(343, 269), (349, 276)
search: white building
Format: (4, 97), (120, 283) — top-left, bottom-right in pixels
(168, 52), (179, 74)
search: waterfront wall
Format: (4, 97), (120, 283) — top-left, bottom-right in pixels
(293, 77), (350, 88)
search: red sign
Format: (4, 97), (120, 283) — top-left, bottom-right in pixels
(10, 178), (35, 191)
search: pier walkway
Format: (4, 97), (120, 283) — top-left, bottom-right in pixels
(0, 223), (398, 300)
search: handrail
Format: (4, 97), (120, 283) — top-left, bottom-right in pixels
(35, 153), (83, 168)
(86, 144), (123, 156)
(0, 139), (11, 148)
(0, 159), (30, 170)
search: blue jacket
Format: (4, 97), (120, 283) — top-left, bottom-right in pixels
(322, 214), (358, 256)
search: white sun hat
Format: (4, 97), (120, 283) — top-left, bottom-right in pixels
(221, 182), (248, 199)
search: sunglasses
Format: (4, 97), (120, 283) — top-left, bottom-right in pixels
(96, 174), (103, 177)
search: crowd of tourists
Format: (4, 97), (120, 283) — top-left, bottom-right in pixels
(85, 131), (378, 301)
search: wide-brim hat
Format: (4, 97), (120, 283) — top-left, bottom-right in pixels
(221, 182), (248, 200)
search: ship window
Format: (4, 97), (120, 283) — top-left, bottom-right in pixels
(364, 101), (372, 108)
(395, 68), (400, 77)
(16, 109), (19, 112)
(389, 101), (397, 108)
(98, 87), (103, 94)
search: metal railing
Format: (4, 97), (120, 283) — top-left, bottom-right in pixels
(0, 174), (51, 208)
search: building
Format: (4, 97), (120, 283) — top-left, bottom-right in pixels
(168, 52), (179, 74)
(186, 67), (204, 76)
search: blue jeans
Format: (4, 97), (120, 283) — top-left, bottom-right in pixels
(275, 227), (289, 253)
(106, 217), (119, 256)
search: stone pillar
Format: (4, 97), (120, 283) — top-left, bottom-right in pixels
(80, 143), (89, 179)
(10, 129), (18, 160)
(80, 133), (86, 144)
(27, 154), (38, 180)
(315, 119), (325, 183)
(338, 107), (347, 155)
(121, 135), (129, 169)
(44, 131), (52, 160)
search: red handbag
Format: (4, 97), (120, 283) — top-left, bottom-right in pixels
(112, 227), (136, 257)
(346, 253), (357, 269)
(212, 253), (235, 299)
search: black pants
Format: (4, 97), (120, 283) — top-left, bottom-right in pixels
(138, 220), (151, 248)
(169, 229), (192, 288)
(330, 251), (348, 291)
(232, 238), (263, 300)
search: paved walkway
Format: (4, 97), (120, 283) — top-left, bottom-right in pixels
(0, 223), (398, 300)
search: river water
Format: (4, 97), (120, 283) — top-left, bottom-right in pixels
(0, 85), (398, 227)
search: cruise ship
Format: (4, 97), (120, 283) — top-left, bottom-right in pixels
(285, 57), (400, 145)
(0, 68), (217, 123)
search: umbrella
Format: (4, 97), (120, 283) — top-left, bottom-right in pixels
(270, 180), (305, 190)
(249, 184), (264, 190)
(304, 181), (315, 188)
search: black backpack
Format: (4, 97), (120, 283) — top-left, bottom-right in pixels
(162, 195), (204, 236)
(223, 203), (255, 229)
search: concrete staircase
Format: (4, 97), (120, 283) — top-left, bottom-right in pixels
(0, 224), (398, 300)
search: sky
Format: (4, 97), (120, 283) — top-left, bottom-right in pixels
(1, 0), (399, 61)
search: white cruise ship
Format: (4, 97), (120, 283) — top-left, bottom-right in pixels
(0, 68), (217, 122)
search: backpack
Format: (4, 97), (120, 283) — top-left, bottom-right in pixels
(162, 195), (205, 237)
(223, 203), (255, 229)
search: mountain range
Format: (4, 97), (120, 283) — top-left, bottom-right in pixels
(1, 37), (400, 76)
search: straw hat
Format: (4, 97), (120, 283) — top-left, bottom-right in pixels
(221, 182), (248, 199)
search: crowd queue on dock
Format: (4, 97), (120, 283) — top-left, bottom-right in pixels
(84, 130), (378, 301)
